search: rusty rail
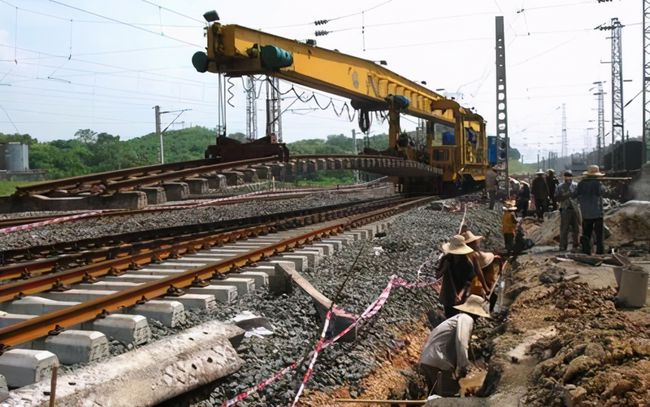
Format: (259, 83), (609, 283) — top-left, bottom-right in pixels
(0, 197), (410, 301)
(0, 197), (432, 349)
(14, 158), (218, 196)
(0, 197), (393, 270)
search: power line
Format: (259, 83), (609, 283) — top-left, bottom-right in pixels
(140, 0), (205, 25)
(47, 0), (202, 47)
(263, 0), (394, 29)
(0, 104), (20, 132)
(0, 0), (199, 27)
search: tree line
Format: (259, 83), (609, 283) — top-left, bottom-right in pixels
(0, 128), (390, 180)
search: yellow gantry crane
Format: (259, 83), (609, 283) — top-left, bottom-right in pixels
(192, 14), (488, 191)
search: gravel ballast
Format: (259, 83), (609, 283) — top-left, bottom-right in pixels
(0, 187), (392, 251)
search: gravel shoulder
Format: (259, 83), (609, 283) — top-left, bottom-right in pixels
(0, 188), (392, 251)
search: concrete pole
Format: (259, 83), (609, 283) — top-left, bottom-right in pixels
(155, 105), (163, 164)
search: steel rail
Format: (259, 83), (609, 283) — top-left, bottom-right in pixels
(0, 197), (432, 349)
(14, 158), (219, 196)
(0, 197), (394, 269)
(0, 197), (410, 301)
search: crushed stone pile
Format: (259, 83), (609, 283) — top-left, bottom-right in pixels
(514, 279), (650, 406)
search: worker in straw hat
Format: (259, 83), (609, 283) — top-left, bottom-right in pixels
(462, 230), (503, 311)
(418, 295), (490, 395)
(502, 200), (518, 255)
(436, 235), (477, 319)
(577, 165), (606, 255)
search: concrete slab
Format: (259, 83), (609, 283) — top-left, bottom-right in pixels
(128, 269), (186, 276)
(130, 300), (185, 328)
(4, 296), (79, 315)
(163, 182), (189, 202)
(321, 238), (347, 248)
(187, 285), (237, 304)
(235, 271), (269, 288)
(140, 186), (166, 205)
(205, 174), (227, 190)
(0, 349), (58, 388)
(39, 289), (115, 302)
(91, 314), (151, 345)
(147, 262), (206, 270)
(104, 274), (165, 284)
(311, 243), (334, 255)
(44, 330), (109, 365)
(276, 254), (307, 271)
(208, 249), (251, 256)
(171, 256), (221, 263)
(3, 321), (244, 406)
(342, 232), (362, 241)
(78, 282), (140, 291)
(351, 228), (371, 240)
(289, 251), (320, 268)
(209, 277), (255, 296)
(222, 244), (267, 250)
(185, 178), (209, 195)
(0, 313), (35, 328)
(162, 293), (216, 311)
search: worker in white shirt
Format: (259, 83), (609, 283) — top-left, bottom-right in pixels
(418, 295), (490, 395)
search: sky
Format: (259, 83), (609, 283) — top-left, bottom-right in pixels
(0, 0), (643, 163)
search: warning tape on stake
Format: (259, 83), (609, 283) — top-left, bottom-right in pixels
(0, 210), (104, 235)
(219, 274), (440, 407)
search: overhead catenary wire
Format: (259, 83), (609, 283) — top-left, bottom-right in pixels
(47, 0), (203, 47)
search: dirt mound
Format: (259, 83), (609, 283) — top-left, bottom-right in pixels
(527, 201), (650, 249)
(515, 279), (650, 406)
(605, 200), (650, 247)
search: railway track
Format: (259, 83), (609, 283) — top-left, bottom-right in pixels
(0, 181), (388, 234)
(0, 196), (431, 352)
(0, 196), (399, 279)
(0, 195), (436, 404)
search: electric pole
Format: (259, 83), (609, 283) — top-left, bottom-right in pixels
(153, 105), (191, 164)
(495, 16), (510, 196)
(597, 18), (624, 171)
(265, 77), (282, 142)
(593, 81), (606, 166)
(561, 103), (568, 159)
(641, 0), (650, 163)
(245, 76), (258, 141)
(154, 105), (163, 164)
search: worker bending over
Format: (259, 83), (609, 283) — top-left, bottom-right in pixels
(436, 235), (480, 318)
(462, 230), (502, 311)
(419, 295), (491, 396)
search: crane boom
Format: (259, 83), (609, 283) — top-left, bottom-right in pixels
(192, 18), (488, 188)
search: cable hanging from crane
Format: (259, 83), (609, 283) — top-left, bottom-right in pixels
(265, 77), (357, 122)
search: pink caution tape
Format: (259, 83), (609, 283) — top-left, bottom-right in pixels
(0, 210), (104, 235)
(219, 274), (442, 407)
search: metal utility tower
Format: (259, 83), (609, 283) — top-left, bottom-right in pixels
(598, 18), (625, 170)
(561, 103), (568, 158)
(593, 81), (606, 166)
(245, 76), (258, 141)
(265, 77), (282, 142)
(642, 0), (650, 162)
(495, 16), (510, 196)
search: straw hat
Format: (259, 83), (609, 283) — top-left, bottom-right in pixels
(536, 169), (545, 175)
(477, 251), (495, 269)
(441, 235), (474, 255)
(453, 295), (491, 318)
(503, 200), (517, 211)
(462, 230), (484, 244)
(583, 164), (604, 177)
